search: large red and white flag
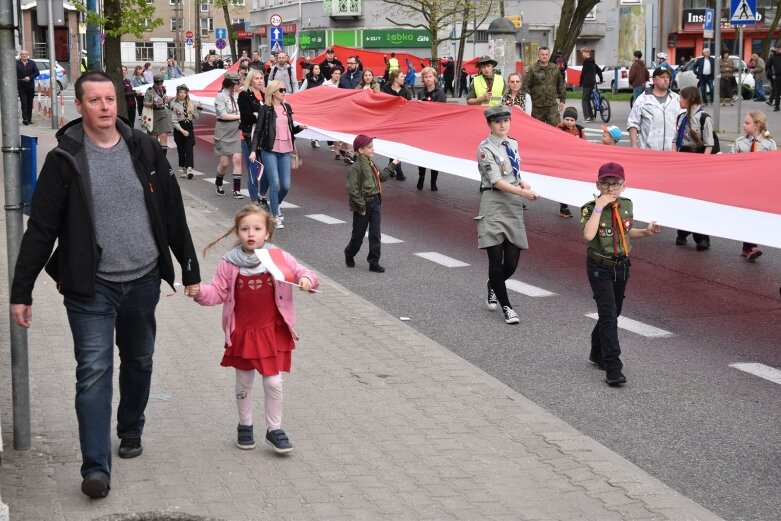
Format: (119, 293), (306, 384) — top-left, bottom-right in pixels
(285, 88), (781, 248)
(256, 248), (296, 284)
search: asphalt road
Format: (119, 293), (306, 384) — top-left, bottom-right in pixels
(178, 108), (781, 521)
(52, 92), (781, 520)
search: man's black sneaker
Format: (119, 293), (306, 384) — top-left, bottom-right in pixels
(344, 249), (355, 268)
(81, 471), (110, 498)
(559, 205), (573, 218)
(266, 429), (293, 454)
(605, 373), (627, 386)
(237, 424), (255, 450)
(695, 240), (710, 251)
(118, 437), (142, 459)
(369, 263), (385, 273)
(486, 279), (498, 311)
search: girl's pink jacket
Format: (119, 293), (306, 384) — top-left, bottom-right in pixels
(194, 249), (319, 346)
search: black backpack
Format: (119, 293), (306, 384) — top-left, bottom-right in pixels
(699, 112), (720, 153)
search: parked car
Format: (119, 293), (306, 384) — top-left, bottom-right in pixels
(674, 55), (754, 100)
(566, 64), (653, 91)
(31, 59), (69, 94)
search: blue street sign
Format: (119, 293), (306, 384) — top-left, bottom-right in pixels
(185, 38), (194, 47)
(215, 27), (227, 40)
(730, 0), (756, 25)
(215, 38), (226, 50)
(703, 8), (714, 38)
(270, 26), (284, 43)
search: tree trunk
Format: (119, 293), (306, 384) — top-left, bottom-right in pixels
(454, 8), (470, 96)
(222, 4), (236, 62)
(761, 3), (781, 59)
(553, 0), (600, 60)
(103, 0), (127, 120)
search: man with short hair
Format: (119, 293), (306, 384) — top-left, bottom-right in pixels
(627, 67), (681, 151)
(339, 55), (361, 89)
(693, 48), (715, 105)
(249, 50), (263, 71)
(16, 49), (39, 125)
(10, 71), (201, 499)
(765, 42), (781, 111)
(267, 51), (298, 92)
(750, 52), (766, 101)
(466, 55), (506, 106)
(319, 48), (343, 81)
(628, 50), (650, 103)
(522, 46), (569, 217)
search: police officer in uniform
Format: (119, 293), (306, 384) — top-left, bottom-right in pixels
(477, 105), (539, 325)
(580, 162), (660, 386)
(467, 56), (506, 106)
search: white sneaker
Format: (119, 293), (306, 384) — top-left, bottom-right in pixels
(274, 216), (285, 229)
(311, 140), (320, 148)
(502, 306), (519, 325)
(179, 168), (188, 178)
(486, 280), (498, 311)
(233, 191), (245, 199)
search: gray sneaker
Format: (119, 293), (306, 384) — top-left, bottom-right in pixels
(266, 428), (293, 454)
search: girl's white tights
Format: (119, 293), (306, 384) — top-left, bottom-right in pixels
(235, 369), (283, 430)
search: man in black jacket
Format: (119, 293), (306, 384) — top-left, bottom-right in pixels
(766, 43), (781, 111)
(579, 47), (603, 121)
(10, 71), (200, 499)
(693, 47), (715, 105)
(319, 47), (343, 81)
(16, 50), (39, 125)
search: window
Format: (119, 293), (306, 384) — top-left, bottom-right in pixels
(200, 17), (213, 36)
(234, 18), (245, 25)
(201, 3), (209, 11)
(585, 7), (597, 20)
(169, 0), (182, 4)
(474, 30), (488, 43)
(170, 17), (183, 30)
(135, 42), (153, 62)
(144, 18), (153, 32)
(230, 0), (245, 5)
(167, 43), (177, 60)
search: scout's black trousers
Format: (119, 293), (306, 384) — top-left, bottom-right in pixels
(345, 196), (381, 264)
(173, 121), (195, 169)
(587, 257), (630, 376)
(19, 86), (35, 123)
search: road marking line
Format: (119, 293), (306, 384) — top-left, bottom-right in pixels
(280, 202), (299, 209)
(306, 214), (346, 224)
(584, 313), (674, 338)
(365, 232), (403, 244)
(414, 252), (469, 268)
(505, 279), (557, 297)
(730, 363), (781, 385)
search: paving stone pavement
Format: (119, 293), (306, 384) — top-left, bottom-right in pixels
(0, 123), (726, 521)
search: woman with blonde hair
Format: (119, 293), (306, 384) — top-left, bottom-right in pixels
(214, 72), (245, 199)
(238, 69), (266, 205)
(248, 81), (307, 229)
(731, 110), (776, 261)
(171, 84), (200, 179)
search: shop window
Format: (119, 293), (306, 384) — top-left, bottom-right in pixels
(135, 42), (153, 62)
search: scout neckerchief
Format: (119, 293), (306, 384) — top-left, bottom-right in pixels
(751, 135), (758, 152)
(502, 141), (520, 183)
(611, 201), (630, 257)
(369, 161), (383, 196)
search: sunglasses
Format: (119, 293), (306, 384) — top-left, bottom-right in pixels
(277, 88), (286, 93)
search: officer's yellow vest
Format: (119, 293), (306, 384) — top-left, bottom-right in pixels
(80, 57), (87, 72)
(388, 57), (400, 73)
(474, 74), (504, 106)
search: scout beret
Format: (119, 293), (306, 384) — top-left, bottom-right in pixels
(484, 105), (512, 122)
(353, 134), (375, 151)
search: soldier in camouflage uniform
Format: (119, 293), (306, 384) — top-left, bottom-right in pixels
(522, 46), (571, 216)
(522, 46), (566, 126)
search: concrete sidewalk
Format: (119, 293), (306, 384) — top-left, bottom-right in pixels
(0, 122), (725, 520)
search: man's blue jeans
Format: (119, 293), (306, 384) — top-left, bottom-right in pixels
(260, 150), (291, 217)
(754, 78), (766, 100)
(64, 270), (161, 479)
(631, 86), (644, 104)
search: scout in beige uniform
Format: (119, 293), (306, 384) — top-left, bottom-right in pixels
(477, 105), (539, 325)
(580, 162), (660, 386)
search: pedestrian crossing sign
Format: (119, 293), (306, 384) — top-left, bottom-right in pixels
(730, 0), (756, 24)
(271, 41), (283, 53)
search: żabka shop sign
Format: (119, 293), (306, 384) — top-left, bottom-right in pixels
(363, 29), (431, 48)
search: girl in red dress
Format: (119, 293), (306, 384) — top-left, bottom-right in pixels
(187, 205), (319, 453)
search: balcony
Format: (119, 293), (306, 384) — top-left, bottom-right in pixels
(323, 0), (361, 18)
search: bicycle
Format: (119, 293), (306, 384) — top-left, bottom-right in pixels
(589, 87), (611, 123)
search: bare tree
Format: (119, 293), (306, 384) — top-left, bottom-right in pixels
(383, 0), (462, 65)
(76, 0), (161, 119)
(453, 0), (498, 94)
(553, 0), (601, 59)
(760, 1), (781, 59)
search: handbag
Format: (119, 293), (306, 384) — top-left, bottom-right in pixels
(141, 106), (154, 133)
(291, 144), (302, 169)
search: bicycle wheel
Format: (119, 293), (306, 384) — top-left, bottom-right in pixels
(589, 97), (598, 120)
(598, 96), (611, 123)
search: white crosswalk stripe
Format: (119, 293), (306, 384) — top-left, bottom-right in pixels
(414, 252), (469, 268)
(584, 313), (674, 338)
(365, 233), (403, 244)
(306, 214), (346, 224)
(729, 363), (781, 385)
(505, 279), (557, 297)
